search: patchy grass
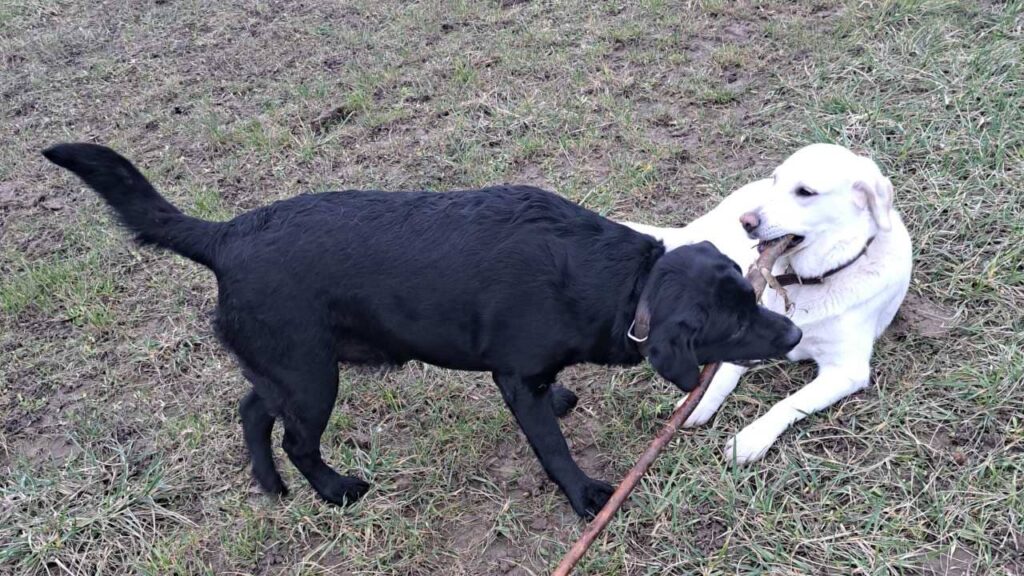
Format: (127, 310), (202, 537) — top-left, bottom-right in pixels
(1, 0), (1021, 574)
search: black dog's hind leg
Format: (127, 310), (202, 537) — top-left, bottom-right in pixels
(239, 388), (287, 495)
(550, 385), (578, 418)
(493, 373), (612, 519)
(276, 360), (370, 506)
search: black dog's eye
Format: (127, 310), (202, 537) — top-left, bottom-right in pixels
(795, 187), (817, 198)
(726, 319), (748, 341)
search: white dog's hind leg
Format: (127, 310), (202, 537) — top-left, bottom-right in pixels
(678, 363), (747, 428)
(723, 363), (870, 464)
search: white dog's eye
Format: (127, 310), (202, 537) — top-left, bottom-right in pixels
(795, 186), (817, 198)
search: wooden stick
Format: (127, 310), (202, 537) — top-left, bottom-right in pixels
(552, 236), (793, 576)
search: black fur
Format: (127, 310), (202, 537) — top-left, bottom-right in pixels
(43, 143), (801, 518)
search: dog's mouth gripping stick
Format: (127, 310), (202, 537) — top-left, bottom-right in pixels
(552, 235), (795, 576)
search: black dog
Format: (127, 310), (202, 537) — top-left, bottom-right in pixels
(43, 143), (801, 518)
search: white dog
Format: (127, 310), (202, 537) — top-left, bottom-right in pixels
(623, 143), (912, 463)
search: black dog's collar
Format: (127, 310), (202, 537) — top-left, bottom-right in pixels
(627, 301), (651, 356)
(775, 237), (874, 287)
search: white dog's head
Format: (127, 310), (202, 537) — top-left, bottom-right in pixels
(739, 143), (894, 276)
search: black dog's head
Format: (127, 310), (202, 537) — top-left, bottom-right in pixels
(633, 241), (801, 392)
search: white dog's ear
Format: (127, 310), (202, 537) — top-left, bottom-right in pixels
(853, 159), (893, 231)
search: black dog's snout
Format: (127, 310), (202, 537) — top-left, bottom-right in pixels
(780, 325), (802, 350)
(739, 211), (760, 233)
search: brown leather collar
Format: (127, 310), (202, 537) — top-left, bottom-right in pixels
(627, 299), (651, 356)
(775, 237), (874, 287)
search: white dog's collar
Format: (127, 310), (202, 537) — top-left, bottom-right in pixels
(776, 237), (874, 286)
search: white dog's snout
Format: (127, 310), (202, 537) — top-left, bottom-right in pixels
(739, 211), (760, 233)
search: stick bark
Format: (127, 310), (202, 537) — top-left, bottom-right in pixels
(552, 236), (792, 576)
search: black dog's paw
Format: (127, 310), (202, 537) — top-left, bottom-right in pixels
(258, 475), (290, 498)
(253, 467), (289, 497)
(568, 477), (615, 519)
(550, 385), (579, 418)
(317, 476), (371, 506)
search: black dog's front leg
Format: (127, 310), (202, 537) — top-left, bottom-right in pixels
(492, 372), (613, 518)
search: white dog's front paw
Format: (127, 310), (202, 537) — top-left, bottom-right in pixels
(724, 425), (778, 464)
(677, 395), (718, 428)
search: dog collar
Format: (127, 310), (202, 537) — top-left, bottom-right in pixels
(775, 237), (874, 287)
(627, 301), (651, 356)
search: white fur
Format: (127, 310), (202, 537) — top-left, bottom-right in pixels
(622, 143), (912, 464)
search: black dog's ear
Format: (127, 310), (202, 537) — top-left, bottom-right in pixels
(647, 329), (701, 392)
(637, 261), (705, 393)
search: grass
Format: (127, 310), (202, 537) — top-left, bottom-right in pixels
(1, 0), (1022, 574)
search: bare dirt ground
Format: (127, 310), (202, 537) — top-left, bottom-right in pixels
(1, 1), (1021, 574)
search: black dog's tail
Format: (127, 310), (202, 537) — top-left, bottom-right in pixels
(42, 143), (223, 269)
